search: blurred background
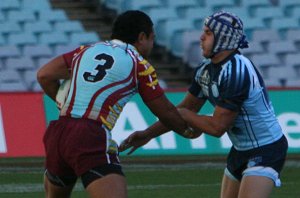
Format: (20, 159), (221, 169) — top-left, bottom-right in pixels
(0, 1), (299, 197)
(1, 0), (300, 91)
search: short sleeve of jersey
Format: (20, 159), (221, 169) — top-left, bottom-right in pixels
(217, 59), (251, 111)
(62, 46), (86, 70)
(188, 66), (207, 99)
(137, 58), (164, 102)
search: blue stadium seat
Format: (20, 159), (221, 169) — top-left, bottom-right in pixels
(23, 45), (53, 59)
(0, 46), (21, 59)
(0, 12), (5, 22)
(39, 32), (69, 46)
(222, 7), (250, 21)
(70, 32), (100, 45)
(164, 0), (199, 17)
(253, 7), (284, 25)
(269, 18), (299, 32)
(54, 21), (84, 34)
(121, 0), (162, 14)
(166, 19), (196, 57)
(21, 0), (51, 12)
(23, 70), (39, 91)
(251, 53), (280, 78)
(0, 0), (20, 11)
(286, 29), (300, 43)
(243, 17), (266, 38)
(6, 57), (35, 71)
(251, 29), (280, 44)
(182, 30), (202, 68)
(102, 0), (124, 14)
(39, 9), (68, 23)
(8, 32), (38, 46)
(0, 34), (6, 46)
(0, 22), (22, 35)
(267, 41), (297, 57)
(156, 19), (195, 49)
(54, 44), (79, 56)
(7, 10), (36, 24)
(284, 53), (300, 74)
(279, 0), (300, 8)
(240, 0), (273, 13)
(24, 21), (53, 34)
(205, 0), (236, 11)
(0, 69), (27, 92)
(183, 7), (212, 28)
(240, 41), (264, 59)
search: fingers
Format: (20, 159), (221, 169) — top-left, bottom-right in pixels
(127, 146), (138, 155)
(119, 140), (131, 152)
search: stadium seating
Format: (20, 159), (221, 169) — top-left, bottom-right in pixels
(1, 0), (300, 91)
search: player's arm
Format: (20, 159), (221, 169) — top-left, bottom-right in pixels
(37, 55), (70, 101)
(178, 105), (238, 137)
(145, 92), (206, 138)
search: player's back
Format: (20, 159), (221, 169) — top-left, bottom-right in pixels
(61, 40), (139, 124)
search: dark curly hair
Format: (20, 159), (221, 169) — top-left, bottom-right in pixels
(111, 10), (153, 44)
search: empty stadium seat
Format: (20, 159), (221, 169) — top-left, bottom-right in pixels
(6, 57), (35, 71)
(54, 21), (84, 34)
(39, 32), (69, 46)
(8, 32), (38, 46)
(7, 10), (36, 24)
(279, 0), (300, 8)
(23, 45), (53, 59)
(0, 34), (6, 46)
(251, 53), (280, 78)
(251, 29), (281, 44)
(121, 0), (162, 14)
(240, 41), (265, 58)
(164, 0), (199, 17)
(24, 21), (53, 34)
(182, 30), (202, 68)
(0, 69), (27, 92)
(269, 18), (299, 33)
(0, 12), (5, 22)
(0, 0), (20, 11)
(20, 0), (51, 12)
(102, 0), (124, 14)
(253, 7), (284, 25)
(70, 32), (100, 45)
(0, 22), (22, 35)
(243, 17), (266, 38)
(0, 46), (21, 59)
(183, 7), (212, 28)
(54, 44), (79, 56)
(205, 0), (236, 11)
(267, 41), (297, 61)
(39, 9), (68, 23)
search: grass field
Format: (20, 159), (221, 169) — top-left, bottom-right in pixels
(0, 155), (299, 198)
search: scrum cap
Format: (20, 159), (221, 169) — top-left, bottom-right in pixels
(204, 11), (248, 56)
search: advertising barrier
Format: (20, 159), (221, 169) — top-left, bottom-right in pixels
(0, 90), (299, 157)
(43, 90), (300, 156)
(0, 93), (46, 157)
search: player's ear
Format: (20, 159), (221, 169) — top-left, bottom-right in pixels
(137, 32), (146, 43)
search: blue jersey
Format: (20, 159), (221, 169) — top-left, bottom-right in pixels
(60, 40), (164, 131)
(189, 51), (283, 150)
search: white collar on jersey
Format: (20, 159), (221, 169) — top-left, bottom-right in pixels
(110, 39), (136, 51)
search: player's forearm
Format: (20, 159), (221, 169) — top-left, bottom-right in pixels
(37, 74), (60, 101)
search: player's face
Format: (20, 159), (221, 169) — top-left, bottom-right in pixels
(138, 31), (155, 58)
(200, 26), (214, 58)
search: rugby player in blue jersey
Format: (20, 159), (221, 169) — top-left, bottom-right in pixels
(120, 11), (288, 198)
(37, 10), (198, 198)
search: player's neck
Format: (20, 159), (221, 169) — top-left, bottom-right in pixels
(211, 49), (235, 64)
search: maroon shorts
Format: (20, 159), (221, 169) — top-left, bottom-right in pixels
(43, 116), (120, 177)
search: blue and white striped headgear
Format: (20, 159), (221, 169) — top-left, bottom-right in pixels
(204, 11), (249, 56)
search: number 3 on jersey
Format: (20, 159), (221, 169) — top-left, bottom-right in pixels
(83, 53), (114, 82)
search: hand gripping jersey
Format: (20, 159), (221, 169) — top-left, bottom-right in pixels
(189, 51), (283, 150)
(61, 40), (164, 131)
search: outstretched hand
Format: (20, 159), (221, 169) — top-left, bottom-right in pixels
(119, 130), (152, 155)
